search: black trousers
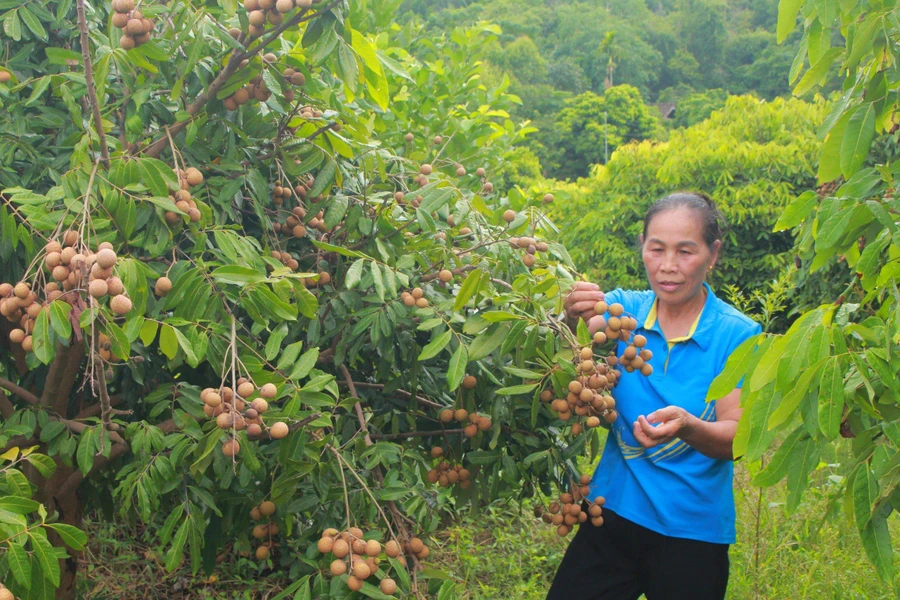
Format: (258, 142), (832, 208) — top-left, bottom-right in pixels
(546, 509), (730, 600)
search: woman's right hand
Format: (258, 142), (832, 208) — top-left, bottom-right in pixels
(564, 282), (606, 333)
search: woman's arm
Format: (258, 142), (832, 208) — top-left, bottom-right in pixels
(632, 388), (743, 461)
(563, 282), (606, 332)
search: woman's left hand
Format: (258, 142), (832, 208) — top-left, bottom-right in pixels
(633, 406), (693, 448)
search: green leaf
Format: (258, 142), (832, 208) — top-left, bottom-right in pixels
(277, 341), (304, 371)
(840, 103), (876, 179)
(140, 319), (159, 346)
(288, 348), (319, 381)
(138, 158), (177, 197)
(48, 301), (72, 340)
(370, 261), (385, 301)
(446, 344), (468, 392)
(469, 323), (509, 361)
(19, 6), (46, 40)
(418, 329), (452, 361)
(768, 359), (825, 429)
(45, 523), (87, 550)
(817, 356), (844, 440)
(4, 10), (21, 42)
(707, 334), (764, 400)
(774, 191), (817, 231)
(818, 109), (851, 183)
(76, 427), (96, 476)
(749, 334), (788, 392)
(212, 266), (266, 285)
(345, 259), (365, 290)
(793, 47), (842, 97)
(308, 159), (336, 198)
(172, 327), (199, 367)
(32, 308), (54, 364)
(0, 496), (40, 514)
(453, 268), (483, 311)
(30, 532), (60, 587)
(496, 383), (539, 396)
(777, 0), (804, 42)
(105, 321), (130, 361)
(7, 542), (31, 589)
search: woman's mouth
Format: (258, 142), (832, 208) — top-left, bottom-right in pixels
(657, 281), (681, 293)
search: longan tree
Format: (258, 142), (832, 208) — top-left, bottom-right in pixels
(0, 1), (655, 598)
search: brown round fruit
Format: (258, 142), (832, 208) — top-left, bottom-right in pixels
(155, 276), (172, 296)
(96, 248), (117, 269)
(408, 537), (424, 554)
(419, 164), (432, 176)
(365, 539), (381, 557)
(332, 538), (350, 558)
(502, 209), (516, 223)
(221, 439), (240, 456)
(270, 421), (289, 439)
(89, 279), (109, 298)
(347, 576), (363, 592)
(438, 269), (452, 283)
(385, 540), (401, 558)
(255, 545), (270, 560)
(380, 578), (397, 595)
(110, 294), (132, 315)
(330, 559), (347, 575)
(259, 500), (276, 516)
(259, 383), (277, 399)
(461, 375), (477, 390)
(318, 536), (334, 553)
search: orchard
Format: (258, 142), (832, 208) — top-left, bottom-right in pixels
(0, 0), (653, 597)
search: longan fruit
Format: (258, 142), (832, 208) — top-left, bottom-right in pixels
(250, 507), (262, 520)
(456, 166), (466, 176)
(352, 539), (367, 555)
(154, 276), (172, 296)
(502, 209), (516, 223)
(259, 500), (276, 516)
(316, 536), (334, 554)
(385, 540), (401, 558)
(408, 537), (424, 554)
(255, 545), (270, 560)
(252, 524), (268, 539)
(251, 398), (268, 413)
(419, 164), (432, 176)
(259, 383), (277, 399)
(365, 539), (381, 557)
(221, 439), (240, 456)
(608, 303), (624, 317)
(9, 329), (25, 344)
(641, 364), (653, 376)
(439, 409), (453, 423)
(330, 559), (347, 576)
(438, 269), (452, 283)
(461, 375), (477, 390)
(380, 578), (397, 595)
(110, 294), (132, 315)
(411, 287), (423, 299)
(347, 576), (363, 592)
(586, 416), (601, 428)
(237, 381), (255, 398)
(270, 421), (289, 439)
(454, 408), (468, 422)
(88, 279), (108, 298)
(633, 334), (647, 347)
(568, 380), (583, 395)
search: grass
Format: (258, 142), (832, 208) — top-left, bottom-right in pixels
(75, 441), (900, 599)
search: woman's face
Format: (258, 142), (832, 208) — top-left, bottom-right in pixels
(641, 207), (720, 308)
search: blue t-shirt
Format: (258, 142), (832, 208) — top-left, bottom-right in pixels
(588, 283), (761, 544)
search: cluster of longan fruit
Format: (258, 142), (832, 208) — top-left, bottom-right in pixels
(316, 527), (408, 595)
(200, 379), (286, 457)
(163, 166), (204, 225)
(273, 205), (306, 237)
(508, 235), (549, 268)
(238, 0), (313, 39)
(298, 104), (326, 121)
(425, 451), (473, 490)
(2, 238), (134, 351)
(268, 249), (301, 272)
(400, 287), (429, 308)
(223, 74), (271, 111)
(592, 301), (653, 374)
(249, 500), (280, 560)
(535, 475), (606, 536)
(392, 190), (423, 208)
(438, 406), (492, 437)
(111, 0), (154, 50)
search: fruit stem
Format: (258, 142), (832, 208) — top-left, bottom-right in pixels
(75, 0), (109, 166)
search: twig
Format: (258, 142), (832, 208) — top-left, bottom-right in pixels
(370, 429), (465, 440)
(76, 0), (109, 165)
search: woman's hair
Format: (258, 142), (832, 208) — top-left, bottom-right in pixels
(642, 191), (724, 250)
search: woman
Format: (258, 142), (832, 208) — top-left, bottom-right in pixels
(548, 192), (761, 600)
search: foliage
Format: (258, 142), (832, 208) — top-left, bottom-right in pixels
(0, 0), (637, 598)
(0, 447), (86, 598)
(551, 94), (825, 296)
(549, 85), (660, 181)
(709, 0), (900, 585)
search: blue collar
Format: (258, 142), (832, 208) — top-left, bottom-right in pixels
(635, 282), (718, 351)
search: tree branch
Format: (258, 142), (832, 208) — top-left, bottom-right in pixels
(76, 0), (109, 165)
(0, 388), (15, 419)
(56, 440), (129, 500)
(0, 377), (39, 406)
(337, 381), (443, 409)
(370, 429), (465, 440)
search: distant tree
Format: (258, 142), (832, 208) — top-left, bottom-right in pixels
(488, 36), (549, 86)
(672, 88), (729, 128)
(552, 85), (660, 180)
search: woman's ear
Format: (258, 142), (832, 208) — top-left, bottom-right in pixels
(710, 239), (722, 267)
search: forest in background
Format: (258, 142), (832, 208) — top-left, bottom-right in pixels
(398, 0), (824, 180)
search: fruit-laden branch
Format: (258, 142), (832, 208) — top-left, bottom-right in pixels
(141, 0), (342, 159)
(0, 377), (40, 406)
(76, 0), (110, 165)
(421, 265), (476, 283)
(340, 364), (426, 598)
(289, 411), (321, 432)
